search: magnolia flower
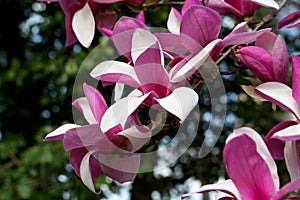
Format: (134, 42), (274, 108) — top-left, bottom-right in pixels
(278, 10), (300, 29)
(90, 29), (209, 132)
(254, 55), (300, 181)
(44, 83), (151, 193)
(182, 127), (300, 200)
(236, 31), (289, 83)
(205, 0), (279, 18)
(167, 1), (271, 60)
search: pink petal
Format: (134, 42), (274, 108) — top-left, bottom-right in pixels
(90, 61), (140, 88)
(292, 55), (300, 105)
(44, 124), (80, 141)
(96, 10), (117, 30)
(72, 3), (95, 48)
(284, 141), (300, 181)
(278, 10), (300, 29)
(271, 35), (289, 83)
(264, 121), (297, 160)
(131, 29), (160, 64)
(135, 11), (145, 23)
(224, 129), (279, 199)
(181, 180), (240, 199)
(272, 177), (300, 200)
(180, 6), (222, 52)
(272, 123), (300, 141)
(155, 33), (188, 57)
(100, 93), (150, 132)
(181, 0), (202, 15)
(255, 82), (300, 121)
(111, 17), (148, 60)
(167, 8), (182, 35)
(249, 0), (279, 10)
(80, 151), (101, 194)
(99, 153), (140, 183)
(72, 97), (98, 124)
(83, 83), (107, 123)
(255, 31), (276, 52)
(171, 39), (221, 82)
(156, 87), (198, 122)
(205, 0), (243, 18)
(70, 148), (101, 181)
(236, 46), (274, 82)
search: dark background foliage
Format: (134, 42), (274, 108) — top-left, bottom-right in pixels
(0, 0), (299, 199)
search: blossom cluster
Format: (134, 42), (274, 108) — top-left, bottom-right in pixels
(43, 0), (300, 198)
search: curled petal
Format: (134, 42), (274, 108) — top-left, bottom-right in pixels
(72, 3), (95, 48)
(284, 141), (300, 181)
(249, 0), (279, 10)
(167, 8), (182, 35)
(44, 124), (80, 141)
(156, 87), (198, 122)
(272, 177), (300, 200)
(100, 93), (150, 133)
(182, 180), (240, 199)
(255, 82), (300, 121)
(278, 10), (300, 29)
(292, 55), (300, 105)
(272, 123), (300, 142)
(264, 121), (297, 160)
(225, 128), (279, 199)
(72, 97), (98, 124)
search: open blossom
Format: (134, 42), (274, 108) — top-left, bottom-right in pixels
(44, 83), (151, 193)
(205, 0), (279, 18)
(167, 0), (271, 60)
(255, 55), (300, 181)
(182, 127), (300, 200)
(278, 10), (300, 29)
(236, 31), (289, 83)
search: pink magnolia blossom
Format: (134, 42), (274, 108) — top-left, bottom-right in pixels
(278, 10), (300, 29)
(205, 0), (279, 18)
(44, 83), (151, 193)
(182, 127), (300, 200)
(167, 1), (271, 60)
(90, 29), (207, 132)
(254, 55), (300, 180)
(236, 31), (289, 83)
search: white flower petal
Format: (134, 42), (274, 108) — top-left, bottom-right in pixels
(284, 141), (300, 181)
(72, 3), (95, 48)
(74, 97), (97, 124)
(44, 124), (81, 141)
(156, 87), (198, 122)
(167, 8), (182, 35)
(171, 39), (221, 82)
(100, 93), (150, 132)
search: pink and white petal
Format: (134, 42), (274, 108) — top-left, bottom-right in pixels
(44, 124), (81, 141)
(272, 35), (289, 83)
(181, 180), (240, 200)
(255, 82), (300, 120)
(227, 127), (280, 191)
(118, 126), (152, 152)
(131, 29), (161, 64)
(272, 123), (300, 141)
(272, 177), (300, 200)
(249, 0), (279, 10)
(156, 87), (198, 122)
(83, 83), (108, 123)
(72, 97), (98, 124)
(284, 141), (300, 181)
(224, 131), (279, 199)
(255, 31), (276, 53)
(167, 8), (182, 35)
(292, 55), (300, 105)
(80, 151), (101, 194)
(155, 33), (188, 57)
(90, 61), (140, 88)
(278, 10), (300, 29)
(171, 39), (221, 82)
(100, 93), (150, 132)
(287, 19), (300, 28)
(265, 121), (297, 160)
(113, 83), (125, 102)
(180, 6), (222, 51)
(72, 3), (95, 48)
(99, 153), (140, 183)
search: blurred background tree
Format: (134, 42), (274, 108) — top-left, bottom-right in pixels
(0, 0), (299, 199)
